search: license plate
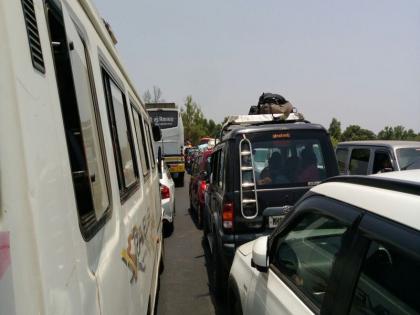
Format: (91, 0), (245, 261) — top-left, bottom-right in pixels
(170, 165), (184, 173)
(269, 215), (284, 228)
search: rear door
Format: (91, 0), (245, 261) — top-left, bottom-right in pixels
(235, 129), (338, 233)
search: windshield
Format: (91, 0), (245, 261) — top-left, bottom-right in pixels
(243, 130), (336, 189)
(397, 147), (420, 170)
(149, 110), (178, 129)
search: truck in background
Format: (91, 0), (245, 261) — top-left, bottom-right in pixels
(147, 103), (186, 186)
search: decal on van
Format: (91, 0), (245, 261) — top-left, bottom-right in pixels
(121, 226), (146, 284)
(0, 231), (16, 315)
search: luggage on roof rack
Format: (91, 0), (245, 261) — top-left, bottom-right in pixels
(249, 92), (294, 116)
(220, 112), (307, 139)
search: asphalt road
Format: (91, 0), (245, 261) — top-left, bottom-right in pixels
(156, 175), (228, 315)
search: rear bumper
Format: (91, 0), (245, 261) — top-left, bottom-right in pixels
(218, 231), (266, 267)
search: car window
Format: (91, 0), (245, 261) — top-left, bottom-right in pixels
(397, 147), (420, 170)
(272, 212), (349, 309)
(336, 148), (348, 175)
(350, 241), (420, 315)
(372, 151), (393, 174)
(245, 130), (334, 188)
(349, 148), (370, 175)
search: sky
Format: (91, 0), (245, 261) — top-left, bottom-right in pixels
(94, 0), (420, 133)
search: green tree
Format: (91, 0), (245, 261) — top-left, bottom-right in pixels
(341, 125), (376, 141)
(181, 96), (208, 145)
(328, 118), (341, 140)
(377, 125), (418, 140)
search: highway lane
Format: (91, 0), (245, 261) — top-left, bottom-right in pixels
(156, 175), (227, 315)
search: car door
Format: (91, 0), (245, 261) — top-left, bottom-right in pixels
(245, 195), (361, 315)
(344, 213), (420, 315)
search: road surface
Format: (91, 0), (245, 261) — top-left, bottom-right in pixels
(156, 175), (228, 315)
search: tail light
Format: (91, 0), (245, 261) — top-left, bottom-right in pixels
(198, 180), (207, 203)
(161, 185), (170, 199)
(222, 202), (234, 230)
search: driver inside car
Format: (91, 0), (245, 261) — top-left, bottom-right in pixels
(257, 152), (289, 185)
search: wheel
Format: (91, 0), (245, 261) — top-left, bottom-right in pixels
(203, 208), (210, 236)
(197, 205), (203, 229)
(177, 172), (184, 187)
(211, 241), (227, 301)
(159, 234), (165, 274)
(163, 221), (174, 237)
(228, 290), (243, 315)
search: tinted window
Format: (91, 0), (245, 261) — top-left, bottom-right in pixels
(71, 35), (110, 219)
(131, 106), (149, 176)
(145, 122), (156, 168)
(149, 110), (178, 129)
(245, 130), (334, 188)
(397, 147), (420, 170)
(372, 151), (393, 174)
(336, 148), (348, 175)
(272, 212), (349, 308)
(103, 70), (139, 196)
(349, 148), (370, 175)
(350, 241), (420, 315)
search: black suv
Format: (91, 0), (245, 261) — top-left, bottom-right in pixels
(205, 116), (338, 293)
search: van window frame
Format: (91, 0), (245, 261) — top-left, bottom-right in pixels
(101, 67), (139, 201)
(45, 1), (112, 241)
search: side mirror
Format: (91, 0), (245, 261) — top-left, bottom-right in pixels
(152, 124), (162, 141)
(251, 236), (269, 272)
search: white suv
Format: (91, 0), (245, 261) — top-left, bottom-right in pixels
(228, 170), (420, 315)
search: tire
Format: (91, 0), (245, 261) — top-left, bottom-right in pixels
(211, 241), (227, 301)
(176, 172), (184, 187)
(229, 290), (243, 315)
(159, 235), (165, 274)
(163, 221), (174, 237)
(197, 205), (203, 229)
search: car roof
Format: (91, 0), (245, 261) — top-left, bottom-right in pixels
(311, 170), (420, 231)
(337, 140), (420, 149)
(223, 122), (327, 140)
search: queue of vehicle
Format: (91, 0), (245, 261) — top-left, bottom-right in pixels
(185, 94), (420, 315)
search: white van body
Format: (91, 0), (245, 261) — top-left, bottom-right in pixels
(0, 0), (162, 314)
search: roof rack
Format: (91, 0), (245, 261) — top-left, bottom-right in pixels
(220, 112), (308, 140)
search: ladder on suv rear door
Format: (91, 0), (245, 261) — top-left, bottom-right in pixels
(239, 138), (258, 219)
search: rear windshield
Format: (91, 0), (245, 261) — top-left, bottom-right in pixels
(397, 147), (420, 170)
(149, 110), (178, 129)
(242, 130), (336, 189)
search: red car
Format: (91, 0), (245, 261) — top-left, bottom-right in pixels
(189, 149), (212, 227)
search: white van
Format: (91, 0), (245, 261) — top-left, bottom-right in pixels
(0, 0), (163, 314)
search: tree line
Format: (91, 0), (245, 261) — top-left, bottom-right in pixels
(144, 87), (419, 146)
(328, 118), (420, 147)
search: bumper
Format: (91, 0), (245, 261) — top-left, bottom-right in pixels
(162, 198), (174, 223)
(219, 231), (266, 267)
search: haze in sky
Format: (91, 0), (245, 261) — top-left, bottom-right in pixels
(95, 0), (420, 132)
